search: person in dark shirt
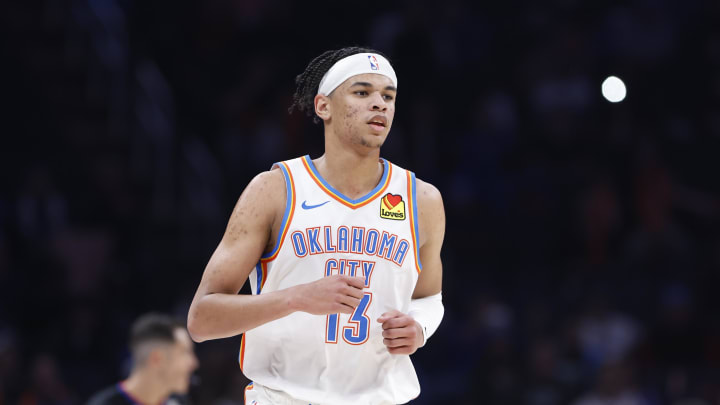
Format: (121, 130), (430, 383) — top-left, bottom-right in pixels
(87, 313), (198, 405)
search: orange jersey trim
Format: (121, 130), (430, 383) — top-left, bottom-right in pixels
(259, 262), (268, 290)
(239, 334), (246, 370)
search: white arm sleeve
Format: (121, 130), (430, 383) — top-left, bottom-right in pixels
(407, 292), (444, 347)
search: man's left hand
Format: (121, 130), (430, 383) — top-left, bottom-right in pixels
(377, 310), (423, 355)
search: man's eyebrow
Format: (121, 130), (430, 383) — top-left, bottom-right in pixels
(349, 82), (397, 92)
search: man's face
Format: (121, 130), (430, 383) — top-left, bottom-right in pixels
(326, 73), (397, 150)
(157, 328), (199, 394)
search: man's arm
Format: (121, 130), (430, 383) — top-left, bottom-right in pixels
(412, 179), (445, 299)
(187, 169), (365, 343)
(378, 179), (445, 354)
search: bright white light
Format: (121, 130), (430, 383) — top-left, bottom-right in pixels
(601, 76), (626, 103)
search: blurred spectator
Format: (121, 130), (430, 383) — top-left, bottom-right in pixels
(572, 362), (647, 405)
(86, 314), (198, 405)
(576, 295), (642, 370)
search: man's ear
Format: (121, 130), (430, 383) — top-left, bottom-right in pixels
(314, 94), (331, 121)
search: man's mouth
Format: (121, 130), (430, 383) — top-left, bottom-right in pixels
(368, 116), (387, 131)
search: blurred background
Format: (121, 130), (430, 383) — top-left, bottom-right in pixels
(2, 0), (720, 404)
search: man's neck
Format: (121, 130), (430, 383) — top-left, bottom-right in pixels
(122, 371), (169, 405)
(314, 145), (383, 200)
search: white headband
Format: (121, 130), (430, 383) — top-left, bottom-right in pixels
(317, 53), (398, 96)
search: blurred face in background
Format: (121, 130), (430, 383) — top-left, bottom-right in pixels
(154, 328), (198, 394)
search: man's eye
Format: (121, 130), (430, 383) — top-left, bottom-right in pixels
(383, 95), (394, 101)
(355, 91), (368, 96)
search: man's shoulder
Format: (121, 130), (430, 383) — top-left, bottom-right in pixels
(86, 384), (133, 405)
(414, 177), (443, 206)
(383, 159), (443, 210)
(243, 165), (288, 200)
(243, 155), (313, 202)
(252, 155), (310, 189)
(385, 160), (441, 198)
(231, 163), (290, 226)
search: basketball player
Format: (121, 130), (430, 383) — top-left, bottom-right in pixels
(188, 47), (445, 405)
(87, 313), (199, 405)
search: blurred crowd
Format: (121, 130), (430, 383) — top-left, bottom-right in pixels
(2, 0), (720, 404)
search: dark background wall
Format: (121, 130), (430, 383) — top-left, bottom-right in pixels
(2, 1), (720, 404)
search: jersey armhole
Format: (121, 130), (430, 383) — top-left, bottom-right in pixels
(248, 162), (295, 296)
(260, 162), (296, 261)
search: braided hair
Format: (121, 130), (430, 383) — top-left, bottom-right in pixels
(289, 46), (389, 123)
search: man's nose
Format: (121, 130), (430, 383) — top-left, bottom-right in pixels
(371, 92), (387, 111)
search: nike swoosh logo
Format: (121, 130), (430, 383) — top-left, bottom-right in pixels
(301, 200), (330, 210)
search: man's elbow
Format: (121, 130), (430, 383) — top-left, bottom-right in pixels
(188, 327), (208, 343)
(187, 307), (209, 343)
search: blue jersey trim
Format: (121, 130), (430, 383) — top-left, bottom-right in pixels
(261, 162), (293, 260)
(254, 263), (262, 294)
(302, 155), (389, 205)
(410, 172), (422, 271)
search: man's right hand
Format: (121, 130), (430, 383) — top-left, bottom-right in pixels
(291, 275), (366, 315)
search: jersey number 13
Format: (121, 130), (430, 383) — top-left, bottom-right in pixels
(325, 293), (373, 345)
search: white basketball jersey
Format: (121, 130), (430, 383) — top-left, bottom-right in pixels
(240, 155), (423, 405)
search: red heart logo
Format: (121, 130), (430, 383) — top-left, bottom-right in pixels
(385, 193), (402, 208)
